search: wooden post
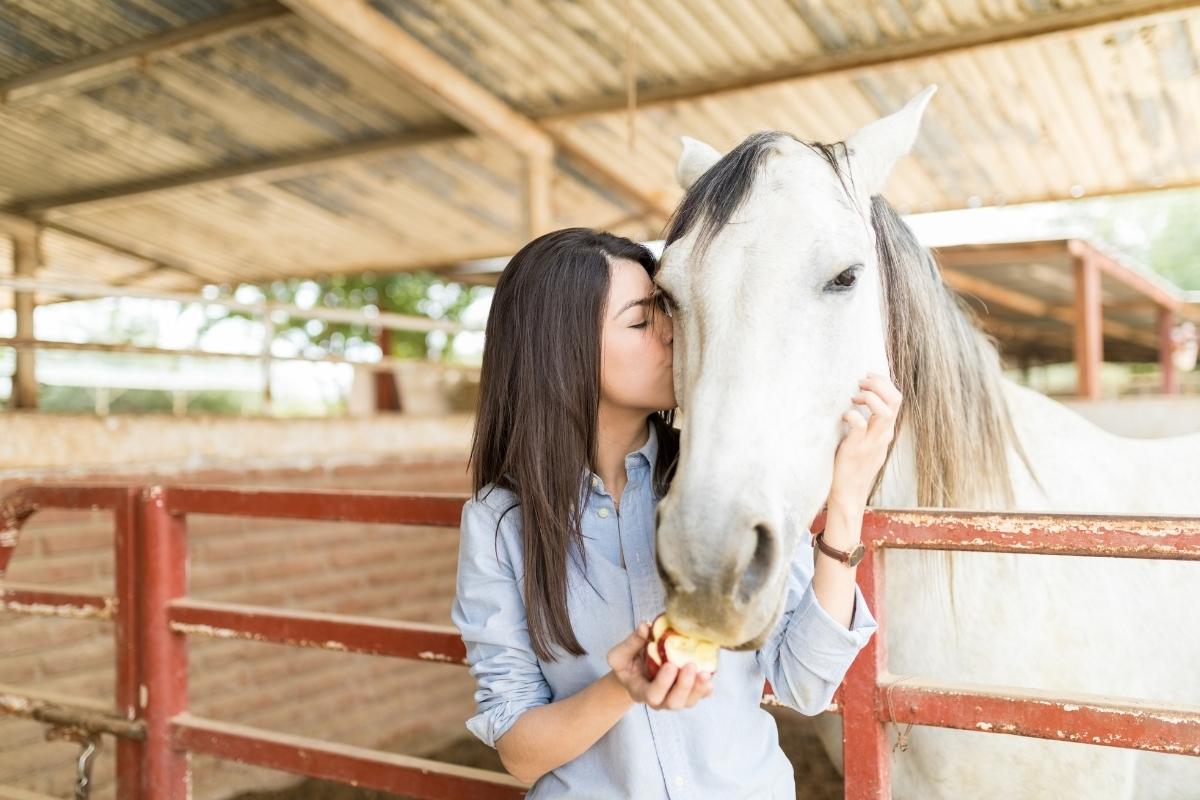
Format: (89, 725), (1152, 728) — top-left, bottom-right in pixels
(522, 153), (554, 240)
(259, 310), (274, 415)
(1157, 307), (1178, 396)
(11, 232), (40, 409)
(373, 326), (403, 412)
(1072, 252), (1103, 399)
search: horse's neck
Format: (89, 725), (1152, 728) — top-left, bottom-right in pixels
(877, 374), (1200, 515)
(875, 422), (919, 509)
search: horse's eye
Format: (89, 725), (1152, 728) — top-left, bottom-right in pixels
(831, 268), (858, 289)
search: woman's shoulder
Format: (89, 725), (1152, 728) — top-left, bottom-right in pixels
(461, 483), (524, 558)
(465, 482), (521, 521)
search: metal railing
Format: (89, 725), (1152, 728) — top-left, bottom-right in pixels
(3, 486), (1198, 798)
(839, 507), (1200, 797)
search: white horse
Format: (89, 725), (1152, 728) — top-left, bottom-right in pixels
(652, 86), (1200, 799)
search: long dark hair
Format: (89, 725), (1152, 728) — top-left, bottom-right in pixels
(470, 227), (680, 661)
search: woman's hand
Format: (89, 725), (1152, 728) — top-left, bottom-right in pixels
(829, 371), (903, 511)
(607, 621), (713, 710)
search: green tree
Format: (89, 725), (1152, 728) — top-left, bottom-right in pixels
(203, 271), (488, 362)
(1050, 188), (1200, 290)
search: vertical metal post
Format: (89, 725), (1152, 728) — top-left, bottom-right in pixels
(138, 486), (191, 798)
(115, 488), (146, 800)
(840, 533), (891, 799)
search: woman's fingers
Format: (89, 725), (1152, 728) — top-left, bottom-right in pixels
(644, 662), (678, 707)
(687, 672), (714, 705)
(842, 408), (868, 437)
(608, 622), (651, 672)
(662, 662), (698, 709)
(852, 388), (889, 419)
(862, 372), (902, 408)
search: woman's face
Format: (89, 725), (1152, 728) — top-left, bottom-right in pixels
(600, 257), (676, 414)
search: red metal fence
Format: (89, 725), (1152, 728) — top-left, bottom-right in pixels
(0, 484), (523, 800)
(2, 485), (1198, 799)
(839, 508), (1200, 797)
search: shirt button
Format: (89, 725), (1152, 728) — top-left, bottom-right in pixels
(674, 776), (685, 787)
(597, 507), (609, 518)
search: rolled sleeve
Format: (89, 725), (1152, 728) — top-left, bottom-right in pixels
(756, 531), (878, 715)
(450, 495), (552, 749)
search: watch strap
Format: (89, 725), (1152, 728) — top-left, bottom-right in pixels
(814, 530), (863, 565)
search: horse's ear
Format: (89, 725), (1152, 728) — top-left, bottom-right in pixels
(676, 136), (722, 190)
(845, 84), (937, 198)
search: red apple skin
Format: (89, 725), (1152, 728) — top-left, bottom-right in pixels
(643, 615), (718, 680)
(644, 642), (661, 680)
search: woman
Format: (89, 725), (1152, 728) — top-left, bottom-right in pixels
(451, 227), (900, 798)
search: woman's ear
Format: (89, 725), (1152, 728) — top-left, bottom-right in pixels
(676, 136), (722, 191)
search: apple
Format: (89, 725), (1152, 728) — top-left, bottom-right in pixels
(643, 613), (720, 680)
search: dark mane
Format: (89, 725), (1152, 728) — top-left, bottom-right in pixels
(663, 132), (855, 259)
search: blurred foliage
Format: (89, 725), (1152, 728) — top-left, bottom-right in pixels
(32, 384), (255, 415)
(203, 271), (488, 361)
(1051, 188), (1200, 289)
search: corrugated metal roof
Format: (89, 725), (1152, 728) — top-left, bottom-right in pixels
(0, 0), (1197, 307)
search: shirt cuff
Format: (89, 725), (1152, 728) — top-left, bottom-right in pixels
(466, 699), (542, 749)
(785, 580), (878, 683)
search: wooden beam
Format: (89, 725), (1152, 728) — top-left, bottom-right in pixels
(542, 1), (1200, 120)
(280, 0), (551, 160)
(10, 231), (40, 409)
(943, 268), (1159, 350)
(1073, 253), (1104, 399)
(22, 128), (466, 216)
(0, 210), (234, 286)
(1066, 239), (1183, 313)
(521, 154), (554, 240)
(934, 241), (1072, 268)
(1159, 307), (1179, 395)
(0, 3), (291, 105)
(279, 0), (670, 218)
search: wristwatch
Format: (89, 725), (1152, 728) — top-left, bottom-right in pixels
(813, 530), (866, 567)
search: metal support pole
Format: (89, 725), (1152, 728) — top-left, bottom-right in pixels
(138, 486), (190, 797)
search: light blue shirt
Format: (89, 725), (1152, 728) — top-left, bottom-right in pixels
(451, 419), (878, 799)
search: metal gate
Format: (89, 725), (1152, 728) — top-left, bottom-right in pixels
(2, 485), (1198, 798)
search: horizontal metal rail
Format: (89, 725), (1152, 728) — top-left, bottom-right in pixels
(172, 714), (525, 799)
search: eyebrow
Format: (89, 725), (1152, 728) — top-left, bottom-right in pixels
(612, 293), (655, 320)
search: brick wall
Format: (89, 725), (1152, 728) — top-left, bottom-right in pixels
(0, 455), (481, 799)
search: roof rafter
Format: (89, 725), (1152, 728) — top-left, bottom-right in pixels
(20, 127), (467, 216)
(278, 0), (671, 222)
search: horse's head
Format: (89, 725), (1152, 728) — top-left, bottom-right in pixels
(654, 86), (936, 649)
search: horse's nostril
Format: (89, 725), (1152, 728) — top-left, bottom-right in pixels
(736, 523), (776, 605)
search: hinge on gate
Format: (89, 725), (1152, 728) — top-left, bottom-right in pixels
(45, 724), (102, 800)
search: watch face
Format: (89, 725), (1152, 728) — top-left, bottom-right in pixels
(848, 543), (866, 567)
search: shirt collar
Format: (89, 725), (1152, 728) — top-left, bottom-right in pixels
(580, 417), (660, 492)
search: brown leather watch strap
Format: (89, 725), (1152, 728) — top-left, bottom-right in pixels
(814, 531), (865, 565)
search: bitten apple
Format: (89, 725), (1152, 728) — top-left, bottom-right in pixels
(643, 613), (720, 680)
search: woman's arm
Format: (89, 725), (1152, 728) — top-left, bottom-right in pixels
(454, 497), (711, 785)
(497, 670), (631, 783)
(813, 370), (904, 626)
(500, 621), (710, 783)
